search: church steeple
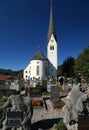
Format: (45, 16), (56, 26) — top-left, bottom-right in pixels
(47, 0), (58, 78)
(47, 0), (57, 42)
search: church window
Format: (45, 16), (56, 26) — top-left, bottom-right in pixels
(37, 62), (39, 64)
(50, 46), (54, 50)
(36, 66), (39, 75)
(25, 71), (27, 73)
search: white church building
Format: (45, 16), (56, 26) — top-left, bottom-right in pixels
(23, 3), (58, 81)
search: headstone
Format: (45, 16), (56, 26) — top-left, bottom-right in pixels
(5, 89), (17, 96)
(7, 111), (23, 127)
(0, 90), (4, 97)
(41, 80), (47, 91)
(0, 89), (17, 98)
(50, 86), (60, 99)
(30, 88), (42, 97)
(50, 86), (61, 109)
(78, 115), (89, 130)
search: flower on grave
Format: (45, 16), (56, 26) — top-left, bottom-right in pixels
(32, 99), (43, 107)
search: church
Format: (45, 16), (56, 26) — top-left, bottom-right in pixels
(23, 3), (58, 81)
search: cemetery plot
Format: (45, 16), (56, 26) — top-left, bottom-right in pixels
(78, 115), (89, 130)
(52, 98), (65, 109)
(7, 111), (23, 127)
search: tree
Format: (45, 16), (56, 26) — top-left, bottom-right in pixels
(62, 57), (75, 77)
(75, 47), (89, 79)
(57, 64), (63, 77)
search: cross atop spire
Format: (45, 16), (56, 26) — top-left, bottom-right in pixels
(47, 0), (57, 42)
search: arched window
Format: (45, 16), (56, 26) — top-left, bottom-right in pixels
(36, 66), (39, 75)
(50, 45), (54, 50)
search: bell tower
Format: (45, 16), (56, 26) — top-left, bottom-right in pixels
(47, 1), (58, 78)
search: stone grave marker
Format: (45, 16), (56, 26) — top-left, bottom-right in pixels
(50, 86), (62, 109)
(78, 115), (89, 130)
(50, 86), (60, 99)
(5, 89), (17, 96)
(42, 80), (47, 91)
(0, 90), (4, 97)
(30, 88), (42, 97)
(0, 89), (17, 98)
(7, 111), (23, 127)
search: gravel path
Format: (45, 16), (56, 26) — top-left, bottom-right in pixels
(31, 98), (63, 130)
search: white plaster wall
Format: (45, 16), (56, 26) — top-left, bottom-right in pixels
(47, 34), (58, 77)
(23, 63), (31, 80)
(30, 60), (44, 79)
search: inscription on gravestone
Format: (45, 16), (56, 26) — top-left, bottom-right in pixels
(78, 115), (89, 130)
(7, 111), (23, 127)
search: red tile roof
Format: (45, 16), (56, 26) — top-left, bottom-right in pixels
(0, 76), (12, 81)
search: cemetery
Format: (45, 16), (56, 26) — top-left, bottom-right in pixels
(0, 77), (89, 130)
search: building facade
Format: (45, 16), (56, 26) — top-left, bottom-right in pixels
(23, 3), (58, 81)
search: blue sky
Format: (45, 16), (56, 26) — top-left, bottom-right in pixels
(0, 0), (89, 71)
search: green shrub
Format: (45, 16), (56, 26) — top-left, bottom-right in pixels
(0, 98), (6, 106)
(54, 119), (67, 130)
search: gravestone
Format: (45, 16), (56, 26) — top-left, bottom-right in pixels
(0, 90), (4, 97)
(42, 80), (47, 91)
(0, 89), (17, 98)
(5, 89), (17, 96)
(30, 88), (42, 97)
(50, 86), (60, 99)
(50, 86), (61, 109)
(7, 111), (23, 127)
(78, 115), (89, 130)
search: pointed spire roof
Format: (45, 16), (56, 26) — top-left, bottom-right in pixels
(47, 1), (57, 42)
(31, 49), (48, 61)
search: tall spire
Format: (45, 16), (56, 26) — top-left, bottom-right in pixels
(47, 0), (57, 42)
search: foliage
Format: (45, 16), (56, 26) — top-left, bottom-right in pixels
(17, 71), (23, 79)
(50, 78), (57, 84)
(62, 57), (75, 77)
(0, 68), (23, 79)
(36, 83), (42, 88)
(0, 98), (6, 106)
(57, 65), (63, 76)
(75, 47), (89, 79)
(53, 99), (65, 108)
(54, 119), (67, 130)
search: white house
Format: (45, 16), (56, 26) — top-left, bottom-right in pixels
(23, 3), (58, 81)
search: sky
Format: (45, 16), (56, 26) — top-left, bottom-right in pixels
(0, 0), (89, 71)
